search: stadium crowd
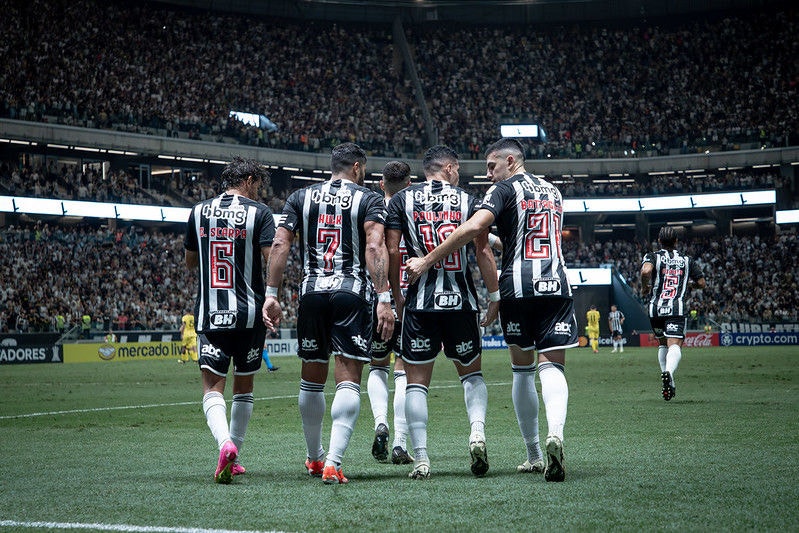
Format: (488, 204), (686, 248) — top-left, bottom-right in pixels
(1, 222), (796, 334)
(1, 0), (796, 159)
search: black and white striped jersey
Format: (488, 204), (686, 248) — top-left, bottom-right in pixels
(185, 193), (275, 333)
(479, 173), (571, 299)
(642, 249), (704, 317)
(280, 179), (385, 301)
(385, 179), (480, 312)
(609, 310), (625, 332)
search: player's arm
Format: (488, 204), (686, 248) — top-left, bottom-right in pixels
(386, 227), (405, 321)
(406, 208), (496, 283)
(488, 232), (503, 252)
(472, 228), (500, 327)
(364, 220), (394, 342)
(640, 261), (654, 298)
(262, 227), (293, 331)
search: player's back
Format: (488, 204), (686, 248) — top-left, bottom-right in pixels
(481, 173), (571, 300)
(587, 310), (600, 328)
(282, 178), (385, 300)
(386, 179), (478, 312)
(642, 248), (701, 317)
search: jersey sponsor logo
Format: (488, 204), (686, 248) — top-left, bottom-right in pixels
(210, 311), (237, 327)
(351, 335), (368, 351)
(505, 322), (521, 335)
(409, 337), (432, 351)
(200, 343), (222, 358)
(534, 279), (561, 294)
(317, 275), (343, 290)
(435, 293), (462, 308)
(520, 181), (559, 197)
(201, 204), (247, 225)
(554, 322), (572, 334)
(311, 189), (352, 209)
(414, 190), (462, 206)
(455, 340), (473, 355)
(658, 307), (672, 314)
(301, 338), (319, 351)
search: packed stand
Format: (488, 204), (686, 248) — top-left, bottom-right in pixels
(0, 2), (796, 160)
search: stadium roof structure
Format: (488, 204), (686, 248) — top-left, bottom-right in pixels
(159, 0), (788, 24)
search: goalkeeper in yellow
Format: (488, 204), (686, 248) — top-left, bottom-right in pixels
(586, 305), (600, 354)
(180, 312), (198, 363)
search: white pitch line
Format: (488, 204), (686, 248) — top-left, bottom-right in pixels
(0, 520), (284, 533)
(0, 381), (510, 420)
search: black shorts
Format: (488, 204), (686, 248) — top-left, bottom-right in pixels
(612, 329), (623, 337)
(297, 291), (373, 363)
(401, 310), (481, 366)
(650, 316), (687, 339)
(500, 296), (579, 353)
(198, 324), (266, 377)
(372, 317), (402, 361)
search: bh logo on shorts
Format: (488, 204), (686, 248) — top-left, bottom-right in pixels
(301, 338), (319, 351)
(409, 337), (432, 351)
(505, 322), (521, 335)
(210, 311), (236, 327)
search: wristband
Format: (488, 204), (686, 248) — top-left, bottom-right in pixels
(377, 291), (392, 303)
(488, 290), (500, 302)
(265, 286), (279, 298)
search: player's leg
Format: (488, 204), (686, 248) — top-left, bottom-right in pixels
(199, 338), (236, 483)
(401, 310), (438, 479)
(445, 312), (488, 477)
(510, 345), (544, 473)
(391, 356), (413, 464)
(230, 373), (254, 476)
(367, 355), (391, 462)
(322, 293), (372, 484)
(404, 359), (434, 479)
(662, 319), (685, 400)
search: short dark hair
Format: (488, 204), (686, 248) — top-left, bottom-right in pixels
(658, 226), (679, 249)
(422, 145), (458, 176)
(331, 142), (367, 174)
(382, 161), (411, 195)
(220, 156), (270, 190)
(484, 138), (526, 161)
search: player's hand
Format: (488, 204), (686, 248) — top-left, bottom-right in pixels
(262, 297), (282, 332)
(376, 301), (394, 341)
(405, 257), (429, 284)
(481, 300), (499, 327)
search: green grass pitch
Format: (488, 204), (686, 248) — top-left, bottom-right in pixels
(1, 346), (797, 532)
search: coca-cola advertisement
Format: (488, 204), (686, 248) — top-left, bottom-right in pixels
(638, 332), (719, 347)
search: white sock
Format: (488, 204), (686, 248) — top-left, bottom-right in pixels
(299, 379), (326, 461)
(512, 364), (542, 462)
(666, 344), (682, 385)
(367, 365), (390, 429)
(657, 345), (668, 372)
(202, 391), (230, 449)
(229, 393), (253, 459)
(538, 362), (568, 441)
(392, 370), (409, 448)
(326, 381), (361, 466)
(461, 372), (487, 437)
(406, 384), (429, 462)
